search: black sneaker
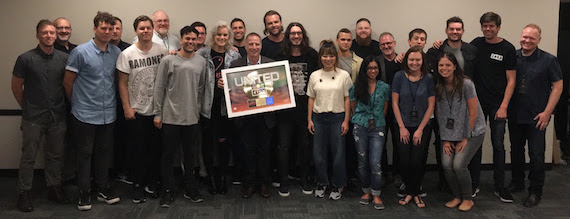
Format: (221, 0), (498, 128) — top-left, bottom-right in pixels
(48, 185), (69, 204)
(132, 184), (147, 203)
(17, 190), (33, 212)
(301, 181), (313, 195)
(115, 173), (133, 185)
(278, 185), (290, 197)
(160, 190), (174, 208)
(507, 183), (525, 193)
(494, 188), (514, 203)
(77, 190), (91, 211)
(97, 186), (120, 204)
(184, 188), (204, 203)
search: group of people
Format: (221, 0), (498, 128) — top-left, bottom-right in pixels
(11, 8), (563, 213)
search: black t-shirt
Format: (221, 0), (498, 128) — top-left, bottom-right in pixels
(282, 48), (319, 111)
(383, 58), (401, 86)
(510, 49), (563, 124)
(470, 37), (516, 109)
(54, 41), (77, 54)
(261, 37), (282, 60)
(236, 45), (247, 58)
(351, 39), (382, 59)
(211, 49), (225, 113)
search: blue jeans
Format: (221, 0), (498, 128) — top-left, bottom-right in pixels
(353, 124), (385, 196)
(312, 112), (346, 187)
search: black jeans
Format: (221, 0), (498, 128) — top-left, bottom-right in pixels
(276, 110), (310, 185)
(509, 122), (546, 195)
(161, 124), (200, 191)
(201, 115), (231, 177)
(469, 107), (507, 190)
(127, 114), (161, 186)
(397, 125), (431, 196)
(241, 116), (273, 187)
(383, 112), (400, 176)
(72, 115), (114, 192)
(428, 118), (445, 184)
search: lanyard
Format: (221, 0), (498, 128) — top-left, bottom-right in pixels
(444, 88), (454, 112)
(406, 73), (420, 108)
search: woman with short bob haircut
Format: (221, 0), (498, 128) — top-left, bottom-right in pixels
(307, 40), (353, 200)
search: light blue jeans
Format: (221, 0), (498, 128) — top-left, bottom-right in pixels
(353, 124), (385, 196)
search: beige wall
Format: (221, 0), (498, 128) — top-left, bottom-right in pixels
(0, 0), (560, 168)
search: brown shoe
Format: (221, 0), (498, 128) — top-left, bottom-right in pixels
(17, 190), (33, 212)
(242, 186), (255, 199)
(260, 184), (271, 198)
(458, 200), (474, 211)
(48, 185), (69, 204)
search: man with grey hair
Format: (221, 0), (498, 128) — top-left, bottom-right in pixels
(53, 17), (77, 54)
(134, 10), (179, 53)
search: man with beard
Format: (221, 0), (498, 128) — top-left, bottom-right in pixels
(275, 22), (319, 197)
(134, 10), (179, 53)
(53, 17), (77, 54)
(260, 10), (285, 60)
(231, 18), (247, 57)
(350, 18), (382, 59)
(376, 32), (402, 188)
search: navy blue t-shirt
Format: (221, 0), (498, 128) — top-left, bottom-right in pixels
(391, 71), (435, 127)
(510, 48), (563, 124)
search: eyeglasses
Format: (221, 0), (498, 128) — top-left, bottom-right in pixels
(56, 26), (71, 30)
(380, 41), (394, 46)
(289, 32), (302, 36)
(154, 19), (169, 24)
(367, 66), (379, 71)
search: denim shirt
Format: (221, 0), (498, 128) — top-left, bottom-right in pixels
(349, 81), (391, 128)
(66, 39), (120, 125)
(196, 46), (241, 118)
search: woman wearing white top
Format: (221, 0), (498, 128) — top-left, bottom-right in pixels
(307, 40), (353, 200)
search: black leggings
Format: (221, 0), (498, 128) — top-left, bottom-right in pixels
(397, 125), (431, 196)
(201, 115), (231, 177)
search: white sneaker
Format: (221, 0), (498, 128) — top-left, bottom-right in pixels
(314, 185), (326, 198)
(329, 186), (343, 200)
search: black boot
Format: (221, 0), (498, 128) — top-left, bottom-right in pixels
(207, 176), (217, 195)
(17, 190), (33, 212)
(218, 176), (228, 194)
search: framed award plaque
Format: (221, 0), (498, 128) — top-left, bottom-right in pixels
(221, 60), (296, 118)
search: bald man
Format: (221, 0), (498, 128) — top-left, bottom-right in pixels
(133, 10), (179, 53)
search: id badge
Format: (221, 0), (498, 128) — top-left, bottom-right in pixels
(410, 109), (419, 122)
(368, 118), (376, 129)
(446, 118), (455, 129)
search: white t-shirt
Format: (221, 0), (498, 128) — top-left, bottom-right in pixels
(116, 43), (168, 115)
(307, 68), (352, 113)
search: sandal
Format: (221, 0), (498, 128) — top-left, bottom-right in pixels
(399, 195), (412, 206)
(359, 193), (371, 205)
(414, 196), (426, 208)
